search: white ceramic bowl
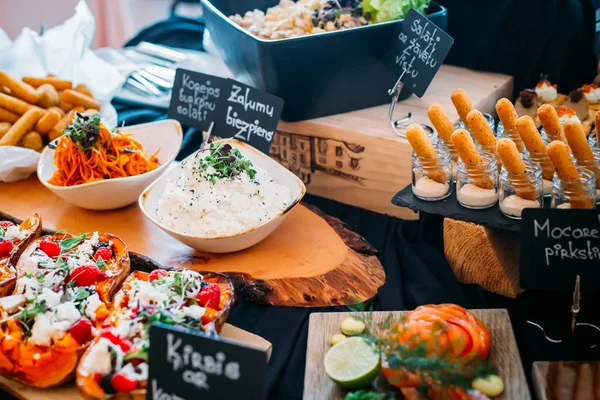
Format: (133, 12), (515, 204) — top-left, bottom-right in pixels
(37, 119), (183, 210)
(139, 139), (306, 253)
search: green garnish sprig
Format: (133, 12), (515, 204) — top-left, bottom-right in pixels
(60, 113), (102, 151)
(193, 142), (257, 184)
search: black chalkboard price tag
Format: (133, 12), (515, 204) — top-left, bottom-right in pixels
(147, 323), (267, 400)
(385, 8), (454, 97)
(214, 79), (284, 154)
(167, 68), (228, 132)
(520, 208), (600, 292)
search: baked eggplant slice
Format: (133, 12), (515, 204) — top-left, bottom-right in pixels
(0, 214), (42, 297)
(76, 269), (235, 399)
(0, 230), (130, 388)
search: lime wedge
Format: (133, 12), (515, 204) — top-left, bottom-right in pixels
(324, 336), (380, 389)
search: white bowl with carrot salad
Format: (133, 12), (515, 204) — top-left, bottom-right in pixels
(37, 114), (182, 210)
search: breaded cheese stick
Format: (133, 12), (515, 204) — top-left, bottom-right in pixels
(516, 116), (554, 181)
(497, 138), (536, 200)
(0, 71), (39, 104)
(496, 98), (524, 152)
(466, 110), (496, 147)
(547, 140), (594, 209)
(0, 108), (45, 146)
(538, 104), (564, 141)
(427, 104), (454, 143)
(451, 129), (494, 189)
(406, 124), (447, 184)
(451, 88), (472, 124)
(564, 120), (594, 161)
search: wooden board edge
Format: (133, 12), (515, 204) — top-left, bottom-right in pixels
(532, 361), (550, 400)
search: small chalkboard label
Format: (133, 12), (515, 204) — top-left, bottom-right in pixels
(147, 323), (267, 400)
(168, 68), (228, 132)
(520, 209), (600, 292)
(385, 8), (454, 97)
(215, 80), (284, 154)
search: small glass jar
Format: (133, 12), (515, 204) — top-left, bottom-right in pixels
(540, 127), (567, 145)
(496, 122), (525, 153)
(522, 149), (554, 196)
(589, 131), (598, 149)
(551, 167), (597, 209)
(411, 143), (453, 201)
(574, 148), (600, 203)
(499, 159), (543, 219)
(436, 139), (458, 181)
(455, 112), (496, 134)
(456, 151), (499, 209)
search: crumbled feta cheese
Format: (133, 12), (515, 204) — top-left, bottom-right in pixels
(89, 232), (100, 247)
(29, 313), (54, 346)
(16, 277), (41, 300)
(0, 295), (26, 314)
(81, 337), (113, 375)
(55, 302), (81, 324)
(43, 269), (65, 289)
(3, 226), (23, 241)
(38, 288), (62, 308)
(180, 305), (206, 320)
(120, 362), (149, 381)
(22, 256), (40, 275)
(84, 293), (103, 320)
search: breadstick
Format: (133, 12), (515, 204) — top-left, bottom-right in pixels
(547, 140), (594, 208)
(0, 92), (32, 115)
(451, 89), (473, 124)
(497, 138), (536, 200)
(74, 83), (94, 98)
(0, 71), (39, 104)
(47, 106), (65, 118)
(466, 110), (496, 147)
(538, 104), (564, 141)
(48, 107), (84, 141)
(0, 108), (44, 146)
(0, 108), (19, 123)
(21, 76), (73, 91)
(34, 109), (61, 134)
(0, 122), (11, 139)
(406, 124), (447, 184)
(564, 120), (594, 161)
(36, 83), (59, 108)
(61, 89), (100, 110)
(19, 131), (43, 152)
(451, 129), (494, 189)
(516, 116), (554, 180)
(427, 104), (454, 143)
(496, 98), (518, 131)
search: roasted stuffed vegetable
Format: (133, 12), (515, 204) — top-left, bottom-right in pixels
(0, 231), (130, 388)
(0, 214), (42, 297)
(76, 269), (234, 398)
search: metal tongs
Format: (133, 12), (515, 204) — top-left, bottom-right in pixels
(387, 70), (433, 138)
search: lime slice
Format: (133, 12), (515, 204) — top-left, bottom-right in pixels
(324, 336), (380, 389)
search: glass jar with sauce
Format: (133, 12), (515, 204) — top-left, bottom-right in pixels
(411, 143), (453, 201)
(499, 158), (543, 219)
(522, 149), (554, 196)
(574, 148), (600, 203)
(496, 123), (525, 153)
(551, 167), (597, 209)
(456, 151), (499, 209)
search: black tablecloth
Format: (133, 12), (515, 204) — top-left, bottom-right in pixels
(114, 7), (600, 399)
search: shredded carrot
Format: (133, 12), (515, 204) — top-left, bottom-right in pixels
(48, 123), (160, 186)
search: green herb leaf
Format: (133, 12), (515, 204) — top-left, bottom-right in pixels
(345, 391), (388, 400)
(72, 287), (91, 301)
(193, 142), (257, 184)
(96, 258), (108, 270)
(59, 233), (87, 252)
(124, 347), (148, 362)
(62, 113), (102, 151)
(0, 226), (5, 237)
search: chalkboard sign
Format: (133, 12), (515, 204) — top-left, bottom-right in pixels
(147, 323), (268, 400)
(520, 208), (600, 292)
(168, 68), (228, 132)
(385, 8), (454, 97)
(214, 80), (284, 154)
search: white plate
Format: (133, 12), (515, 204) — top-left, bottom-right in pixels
(37, 119), (183, 210)
(139, 139), (306, 253)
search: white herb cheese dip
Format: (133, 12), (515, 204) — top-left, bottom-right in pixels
(156, 144), (292, 237)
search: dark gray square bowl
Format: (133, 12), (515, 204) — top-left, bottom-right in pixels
(201, 0), (448, 122)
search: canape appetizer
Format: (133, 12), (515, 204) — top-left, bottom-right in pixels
(514, 88), (540, 127)
(0, 214), (42, 297)
(582, 83), (600, 112)
(0, 231), (130, 388)
(535, 77), (565, 108)
(516, 116), (555, 195)
(76, 269), (234, 399)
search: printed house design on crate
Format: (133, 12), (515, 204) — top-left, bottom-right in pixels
(270, 131), (365, 185)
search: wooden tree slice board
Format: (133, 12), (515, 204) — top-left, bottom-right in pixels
(304, 310), (531, 400)
(0, 177), (384, 307)
(532, 361), (600, 400)
(0, 323), (272, 400)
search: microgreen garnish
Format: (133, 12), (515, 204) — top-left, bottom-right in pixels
(72, 287), (91, 302)
(63, 112), (102, 151)
(59, 233), (87, 252)
(193, 142), (256, 184)
(0, 226), (5, 237)
(96, 258), (108, 270)
(124, 346), (148, 362)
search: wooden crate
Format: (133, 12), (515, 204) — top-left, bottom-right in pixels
(272, 65), (513, 219)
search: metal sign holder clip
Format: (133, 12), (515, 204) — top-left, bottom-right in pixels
(387, 69), (433, 138)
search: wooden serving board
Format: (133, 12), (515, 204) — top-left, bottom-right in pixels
(304, 309), (530, 400)
(0, 177), (384, 307)
(273, 65), (513, 219)
(0, 323), (272, 400)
